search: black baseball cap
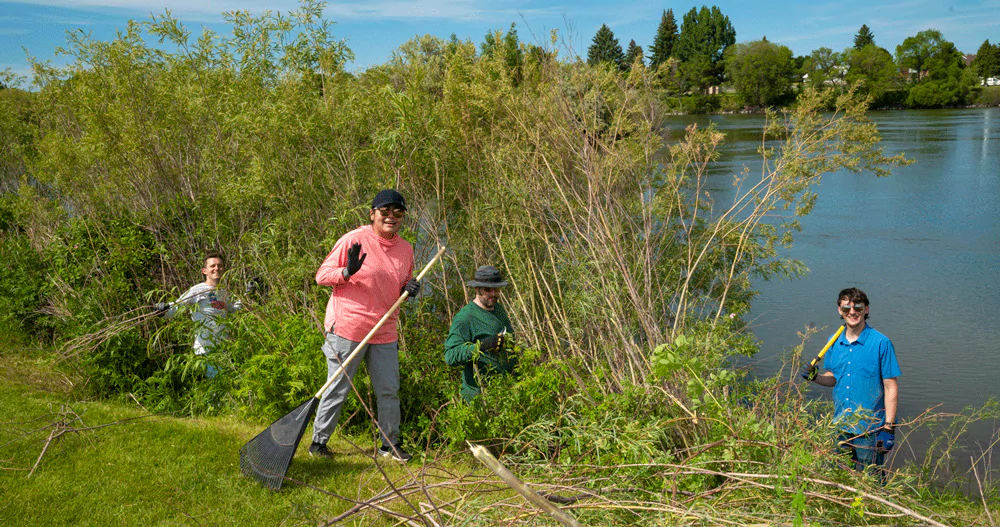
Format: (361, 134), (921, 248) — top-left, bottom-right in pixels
(371, 189), (407, 211)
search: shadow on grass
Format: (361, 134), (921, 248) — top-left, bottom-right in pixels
(291, 457), (376, 482)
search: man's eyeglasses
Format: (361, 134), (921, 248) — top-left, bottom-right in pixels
(376, 207), (405, 218)
(839, 303), (866, 313)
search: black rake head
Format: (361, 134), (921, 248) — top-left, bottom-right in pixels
(239, 397), (318, 491)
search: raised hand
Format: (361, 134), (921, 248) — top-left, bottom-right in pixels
(345, 242), (367, 277)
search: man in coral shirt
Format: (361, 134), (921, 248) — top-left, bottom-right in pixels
(309, 189), (420, 463)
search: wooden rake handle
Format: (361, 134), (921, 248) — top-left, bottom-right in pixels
(312, 245), (447, 399)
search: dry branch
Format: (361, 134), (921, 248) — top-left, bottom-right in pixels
(468, 442), (582, 527)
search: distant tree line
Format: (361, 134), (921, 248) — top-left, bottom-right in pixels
(578, 6), (999, 110)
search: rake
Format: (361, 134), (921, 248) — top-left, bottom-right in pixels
(239, 245), (446, 490)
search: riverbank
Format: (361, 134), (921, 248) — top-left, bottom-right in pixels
(666, 85), (1000, 115)
(2, 346), (993, 526)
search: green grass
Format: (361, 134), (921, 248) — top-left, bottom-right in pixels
(0, 352), (470, 526)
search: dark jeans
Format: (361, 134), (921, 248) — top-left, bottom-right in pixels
(837, 431), (887, 485)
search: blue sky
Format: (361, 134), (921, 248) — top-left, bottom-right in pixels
(2, 0), (998, 83)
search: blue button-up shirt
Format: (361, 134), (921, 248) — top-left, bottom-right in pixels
(823, 325), (901, 435)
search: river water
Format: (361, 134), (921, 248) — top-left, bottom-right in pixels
(666, 108), (1000, 470)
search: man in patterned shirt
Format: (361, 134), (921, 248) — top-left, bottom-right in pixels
(444, 265), (516, 401)
(155, 251), (242, 379)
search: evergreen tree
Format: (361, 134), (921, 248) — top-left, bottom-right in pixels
(588, 24), (626, 71)
(972, 39), (1000, 78)
(625, 40), (645, 69)
(854, 24), (875, 50)
(648, 9), (678, 69)
(674, 6), (736, 86)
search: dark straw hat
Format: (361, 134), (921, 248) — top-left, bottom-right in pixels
(371, 189), (407, 211)
(466, 265), (509, 288)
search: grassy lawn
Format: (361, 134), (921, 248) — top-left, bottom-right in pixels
(0, 352), (480, 526)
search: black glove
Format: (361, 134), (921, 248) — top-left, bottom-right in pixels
(345, 242), (366, 277)
(154, 302), (169, 316)
(402, 278), (421, 297)
(479, 333), (505, 353)
(800, 363), (817, 381)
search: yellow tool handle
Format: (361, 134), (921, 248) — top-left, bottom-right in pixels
(809, 324), (845, 367)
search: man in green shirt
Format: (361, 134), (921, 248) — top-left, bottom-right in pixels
(444, 265), (516, 401)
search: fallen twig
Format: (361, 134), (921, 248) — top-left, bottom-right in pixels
(468, 442), (582, 527)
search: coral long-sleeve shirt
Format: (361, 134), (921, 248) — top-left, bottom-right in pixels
(316, 225), (414, 344)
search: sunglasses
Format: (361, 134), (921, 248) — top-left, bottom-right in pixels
(839, 303), (866, 313)
(376, 207), (405, 218)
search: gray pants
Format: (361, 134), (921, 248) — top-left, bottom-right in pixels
(312, 332), (401, 448)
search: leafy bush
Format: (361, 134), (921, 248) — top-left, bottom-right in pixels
(974, 86), (1000, 106)
(227, 312), (326, 422)
(436, 345), (566, 450)
(0, 220), (49, 336)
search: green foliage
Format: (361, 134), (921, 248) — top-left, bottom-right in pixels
(587, 24), (626, 71)
(624, 39), (644, 70)
(972, 40), (1000, 79)
(651, 320), (754, 410)
(395, 297), (459, 441)
(437, 346), (565, 449)
(974, 85), (1000, 106)
(724, 39), (795, 107)
(0, 199), (49, 337)
(227, 312), (326, 421)
(853, 24), (875, 50)
(648, 9), (678, 69)
(896, 29), (945, 82)
(0, 86), (35, 188)
(675, 5), (736, 87)
(894, 29), (974, 108)
(802, 46), (843, 89)
(844, 45), (900, 108)
(480, 23), (524, 85)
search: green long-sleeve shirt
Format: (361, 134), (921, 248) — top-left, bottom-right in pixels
(444, 301), (516, 401)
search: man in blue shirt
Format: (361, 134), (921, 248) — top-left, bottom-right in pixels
(801, 288), (901, 484)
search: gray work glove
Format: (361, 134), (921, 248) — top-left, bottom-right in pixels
(800, 363), (817, 381)
(154, 302), (170, 316)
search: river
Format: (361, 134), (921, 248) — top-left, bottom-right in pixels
(667, 108), (1000, 473)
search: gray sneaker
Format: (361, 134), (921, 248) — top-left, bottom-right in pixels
(308, 442), (333, 459)
(377, 443), (412, 462)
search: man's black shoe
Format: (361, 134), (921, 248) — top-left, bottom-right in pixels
(308, 442), (334, 459)
(377, 443), (413, 462)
